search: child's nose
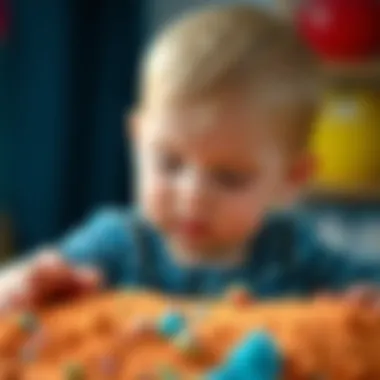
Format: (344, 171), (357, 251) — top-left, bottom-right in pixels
(176, 169), (211, 215)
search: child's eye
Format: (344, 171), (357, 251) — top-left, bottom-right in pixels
(157, 154), (183, 174)
(212, 169), (252, 190)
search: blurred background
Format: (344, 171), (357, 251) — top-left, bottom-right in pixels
(0, 0), (379, 261)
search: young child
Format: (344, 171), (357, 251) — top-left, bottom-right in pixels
(2, 5), (380, 309)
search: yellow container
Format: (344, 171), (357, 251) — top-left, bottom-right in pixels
(310, 90), (380, 192)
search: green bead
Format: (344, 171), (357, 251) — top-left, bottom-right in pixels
(157, 365), (180, 380)
(173, 330), (199, 356)
(64, 362), (85, 380)
(18, 312), (38, 332)
(158, 311), (186, 338)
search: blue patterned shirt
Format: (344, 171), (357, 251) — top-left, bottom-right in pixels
(58, 207), (380, 297)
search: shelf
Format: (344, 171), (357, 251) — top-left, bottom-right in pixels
(323, 59), (380, 84)
(305, 183), (380, 202)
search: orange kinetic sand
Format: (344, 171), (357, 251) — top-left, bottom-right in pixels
(0, 290), (380, 379)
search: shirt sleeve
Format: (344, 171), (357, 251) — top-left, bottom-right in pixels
(293, 215), (380, 293)
(57, 207), (135, 285)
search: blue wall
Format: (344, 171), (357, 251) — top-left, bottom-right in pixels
(7, 0), (146, 251)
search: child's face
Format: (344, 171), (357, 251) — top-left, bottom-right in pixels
(134, 94), (309, 264)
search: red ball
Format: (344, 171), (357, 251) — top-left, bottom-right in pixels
(296, 0), (380, 61)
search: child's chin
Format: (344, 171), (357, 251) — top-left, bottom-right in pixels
(167, 240), (228, 268)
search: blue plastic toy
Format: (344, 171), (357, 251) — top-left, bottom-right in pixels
(206, 330), (283, 380)
(157, 310), (186, 338)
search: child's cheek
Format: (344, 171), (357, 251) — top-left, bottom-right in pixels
(214, 190), (268, 238)
(141, 174), (173, 226)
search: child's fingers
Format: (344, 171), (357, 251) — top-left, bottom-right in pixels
(28, 254), (104, 303)
(0, 252), (99, 312)
(33, 250), (63, 268)
(26, 254), (83, 303)
(29, 252), (68, 282)
(27, 253), (64, 291)
(28, 254), (77, 290)
(7, 289), (34, 311)
(5, 251), (104, 309)
(1, 276), (37, 312)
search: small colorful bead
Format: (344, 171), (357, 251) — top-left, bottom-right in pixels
(64, 362), (85, 380)
(227, 330), (282, 378)
(18, 312), (39, 332)
(158, 311), (186, 338)
(173, 330), (200, 356)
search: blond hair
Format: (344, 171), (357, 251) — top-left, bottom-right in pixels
(139, 5), (323, 150)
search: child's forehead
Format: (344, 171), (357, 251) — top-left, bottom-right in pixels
(143, 100), (282, 165)
(145, 94), (274, 138)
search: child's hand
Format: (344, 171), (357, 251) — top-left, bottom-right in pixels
(1, 251), (103, 312)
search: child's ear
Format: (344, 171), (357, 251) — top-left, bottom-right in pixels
(279, 151), (317, 206)
(289, 151), (317, 187)
(126, 106), (143, 141)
